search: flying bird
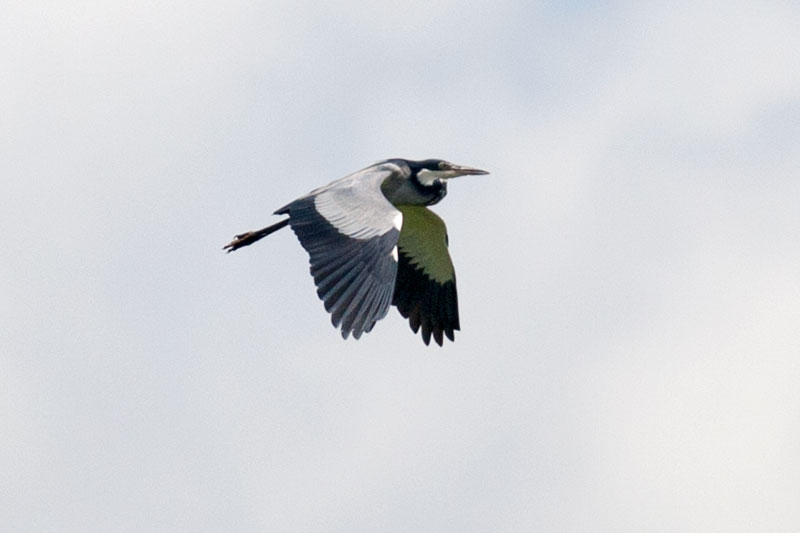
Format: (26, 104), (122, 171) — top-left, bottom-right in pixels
(224, 158), (488, 346)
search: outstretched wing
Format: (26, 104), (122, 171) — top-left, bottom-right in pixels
(392, 205), (459, 346)
(276, 164), (403, 340)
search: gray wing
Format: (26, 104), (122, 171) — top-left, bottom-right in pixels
(275, 164), (404, 339)
(392, 206), (459, 346)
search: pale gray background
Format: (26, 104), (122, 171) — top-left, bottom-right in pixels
(3, 1), (799, 531)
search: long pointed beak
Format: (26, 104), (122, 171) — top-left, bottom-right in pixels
(449, 164), (489, 177)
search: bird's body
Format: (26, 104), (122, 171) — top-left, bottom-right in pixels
(224, 158), (488, 345)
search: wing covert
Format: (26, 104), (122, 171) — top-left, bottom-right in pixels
(276, 166), (403, 339)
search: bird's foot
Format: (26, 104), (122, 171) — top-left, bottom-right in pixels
(223, 232), (255, 253)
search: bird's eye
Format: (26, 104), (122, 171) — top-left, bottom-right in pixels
(438, 161), (448, 170)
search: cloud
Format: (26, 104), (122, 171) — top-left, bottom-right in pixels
(2, 1), (799, 531)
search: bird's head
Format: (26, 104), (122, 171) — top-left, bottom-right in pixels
(410, 159), (489, 186)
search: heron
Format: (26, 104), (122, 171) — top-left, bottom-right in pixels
(224, 158), (488, 346)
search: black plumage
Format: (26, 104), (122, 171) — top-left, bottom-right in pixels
(224, 158), (487, 345)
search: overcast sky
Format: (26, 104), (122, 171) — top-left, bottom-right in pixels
(3, 1), (800, 531)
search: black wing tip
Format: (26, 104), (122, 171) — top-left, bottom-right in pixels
(402, 307), (457, 347)
(337, 325), (368, 341)
(423, 326), (457, 347)
(392, 247), (459, 346)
